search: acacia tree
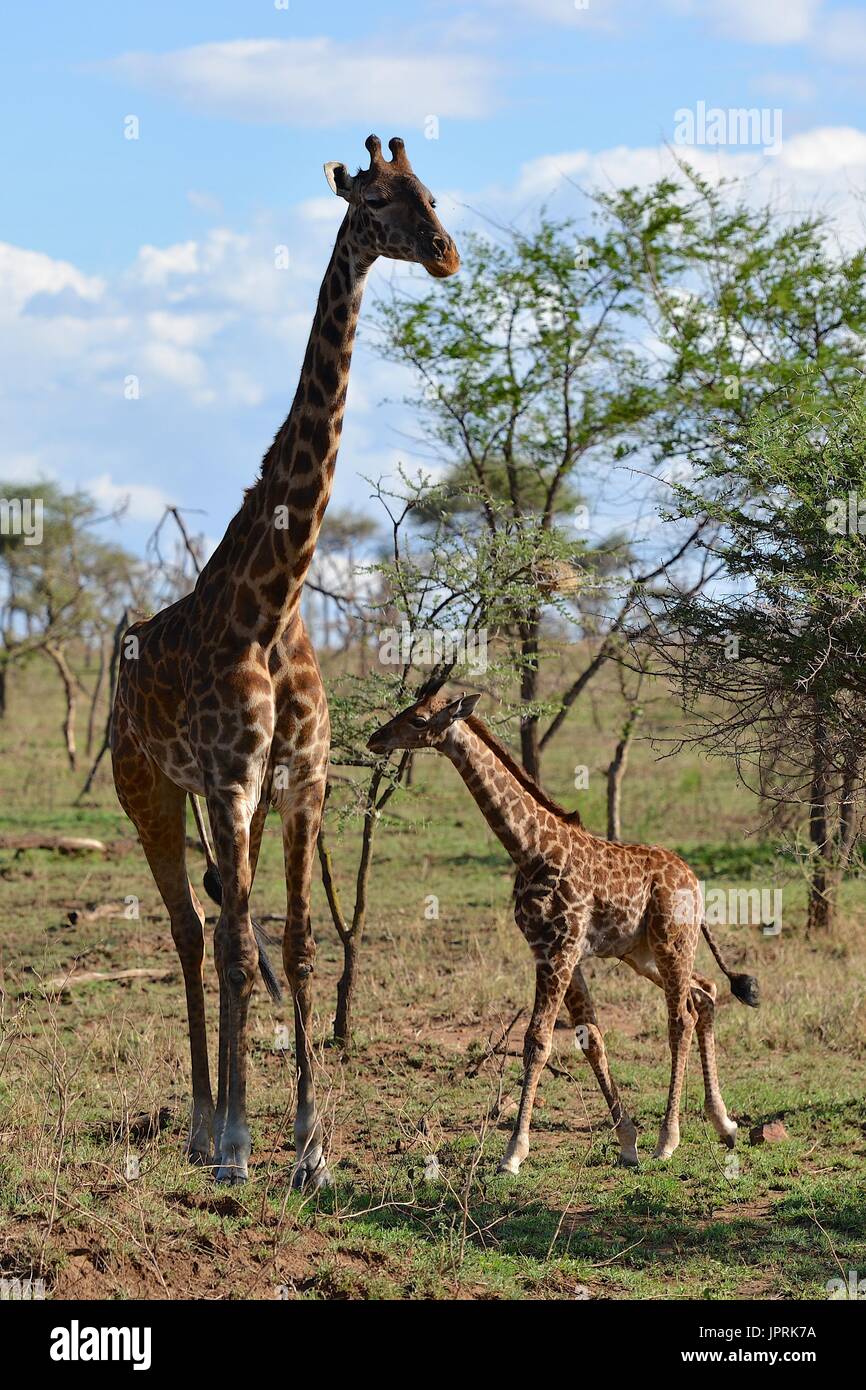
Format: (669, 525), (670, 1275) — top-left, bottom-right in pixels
(376, 175), (866, 779)
(642, 380), (866, 932)
(374, 218), (663, 778)
(0, 480), (142, 764)
(305, 507), (380, 666)
(318, 471), (578, 1048)
(594, 165), (866, 509)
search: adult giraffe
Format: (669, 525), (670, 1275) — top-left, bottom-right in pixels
(111, 135), (459, 1187)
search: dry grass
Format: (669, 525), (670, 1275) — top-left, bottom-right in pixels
(1, 653), (864, 1299)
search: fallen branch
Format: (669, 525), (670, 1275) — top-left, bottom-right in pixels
(22, 967), (175, 994)
(0, 834), (106, 854)
(65, 901), (129, 924)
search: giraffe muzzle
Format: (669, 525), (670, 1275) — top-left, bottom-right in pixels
(424, 235), (460, 279)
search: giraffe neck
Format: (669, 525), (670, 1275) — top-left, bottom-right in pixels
(196, 213), (373, 646)
(441, 720), (570, 876)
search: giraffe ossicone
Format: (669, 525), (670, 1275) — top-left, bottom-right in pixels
(111, 135), (459, 1186)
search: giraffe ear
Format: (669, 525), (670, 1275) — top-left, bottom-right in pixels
(324, 161), (358, 201)
(454, 692), (481, 720)
(439, 692), (480, 725)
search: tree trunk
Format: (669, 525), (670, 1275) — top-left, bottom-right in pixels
(806, 707), (833, 933)
(333, 934), (359, 1051)
(46, 644), (77, 771)
(86, 638), (108, 757)
(519, 614), (541, 779)
(75, 608), (129, 803)
(837, 751), (861, 869)
(0, 663), (6, 719)
(606, 706), (641, 842)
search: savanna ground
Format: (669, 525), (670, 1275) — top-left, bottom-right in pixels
(1, 650), (864, 1301)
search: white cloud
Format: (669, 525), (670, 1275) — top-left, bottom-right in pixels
(4, 121), (866, 555)
(0, 243), (104, 315)
(684, 0), (822, 45)
(672, 0), (866, 61)
(499, 127), (866, 248)
(186, 189), (223, 217)
(509, 0), (866, 62)
(783, 125), (866, 171)
(819, 6), (866, 62)
(499, 0), (620, 29)
(134, 241), (200, 286)
(298, 196), (344, 225)
(139, 341), (207, 391)
(103, 37), (497, 127)
(87, 472), (177, 523)
(145, 310), (227, 348)
(0, 452), (55, 483)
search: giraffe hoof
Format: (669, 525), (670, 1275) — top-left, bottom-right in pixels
(497, 1157), (522, 1176)
(214, 1162), (249, 1185)
(291, 1159), (332, 1193)
(213, 1141), (250, 1183)
(617, 1152), (640, 1169)
(186, 1145), (213, 1167)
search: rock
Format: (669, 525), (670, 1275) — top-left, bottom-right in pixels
(749, 1120), (789, 1146)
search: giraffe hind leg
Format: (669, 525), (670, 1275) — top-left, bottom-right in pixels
(111, 722), (214, 1163)
(623, 944), (738, 1151)
(691, 973), (738, 1147)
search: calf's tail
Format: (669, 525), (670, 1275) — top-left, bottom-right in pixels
(701, 922), (760, 1007)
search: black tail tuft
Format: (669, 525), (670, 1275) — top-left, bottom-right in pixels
(203, 864), (223, 905)
(252, 919), (283, 1002)
(730, 972), (760, 1008)
(202, 866), (282, 1002)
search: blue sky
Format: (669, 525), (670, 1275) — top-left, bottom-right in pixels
(3, 0), (866, 559)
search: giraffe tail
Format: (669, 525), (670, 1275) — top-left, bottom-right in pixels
(701, 922), (760, 1007)
(202, 863), (283, 1003)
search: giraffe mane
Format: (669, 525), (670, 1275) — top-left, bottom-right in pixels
(464, 716), (582, 826)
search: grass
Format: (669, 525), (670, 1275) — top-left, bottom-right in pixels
(0, 651), (864, 1300)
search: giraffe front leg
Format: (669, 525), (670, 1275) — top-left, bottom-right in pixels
(565, 965), (640, 1168)
(208, 790), (258, 1185)
(499, 950), (574, 1176)
(280, 791), (331, 1192)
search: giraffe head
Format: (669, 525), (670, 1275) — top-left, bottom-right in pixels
(367, 690), (480, 754)
(324, 134), (460, 278)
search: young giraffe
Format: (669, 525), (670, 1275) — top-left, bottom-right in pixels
(111, 136), (459, 1187)
(368, 692), (759, 1173)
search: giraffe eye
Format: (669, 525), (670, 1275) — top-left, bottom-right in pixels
(365, 197), (387, 211)
(409, 716), (427, 729)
